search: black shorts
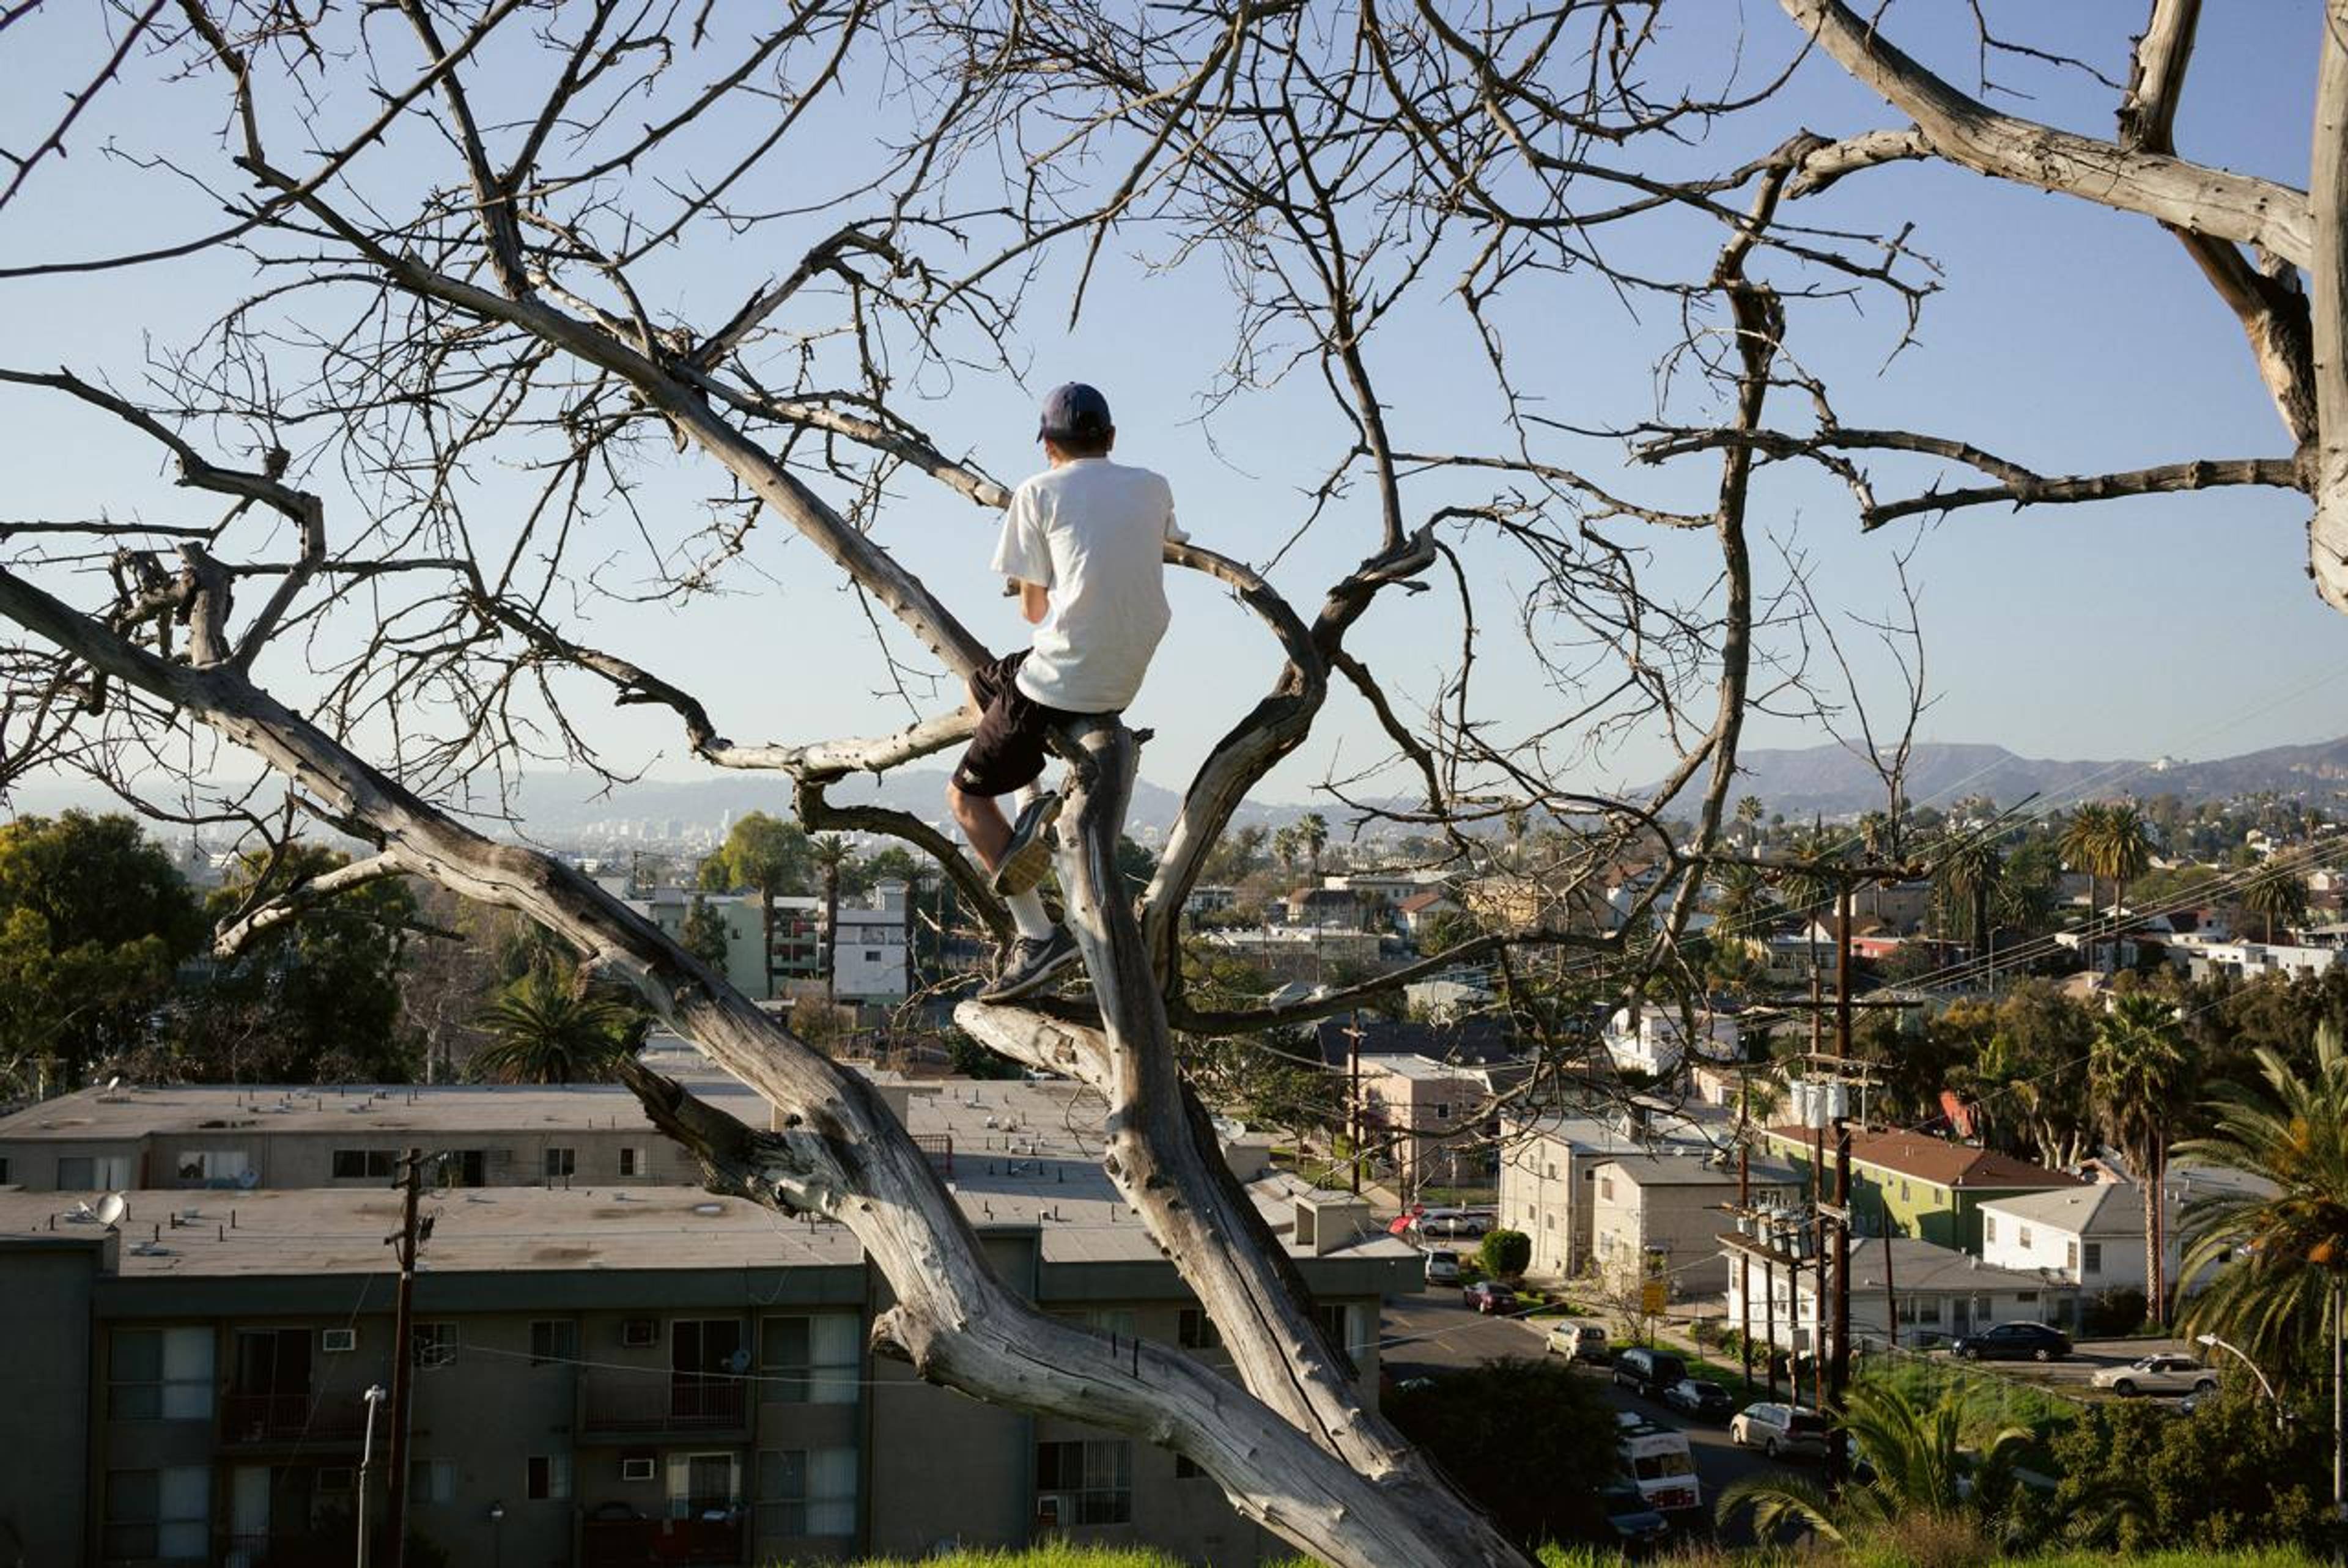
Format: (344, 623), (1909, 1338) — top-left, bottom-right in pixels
(951, 650), (1085, 798)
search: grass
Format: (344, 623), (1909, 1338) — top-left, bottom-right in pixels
(1856, 1352), (2083, 1438)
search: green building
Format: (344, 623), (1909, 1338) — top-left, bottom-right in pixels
(1758, 1124), (2081, 1253)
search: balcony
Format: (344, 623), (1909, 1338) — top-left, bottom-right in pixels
(580, 1374), (749, 1440)
(220, 1390), (372, 1448)
(582, 1512), (747, 1566)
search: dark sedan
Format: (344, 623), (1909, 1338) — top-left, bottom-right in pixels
(1462, 1281), (1519, 1316)
(1661, 1377), (1735, 1420)
(1950, 1321), (2072, 1362)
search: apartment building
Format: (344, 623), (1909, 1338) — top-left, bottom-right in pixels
(0, 1078), (1415, 1568)
(624, 888), (822, 1001)
(829, 881), (914, 1005)
(1586, 1153), (1799, 1300)
(1494, 1102), (1724, 1283)
(1757, 1125), (2082, 1252)
(0, 1075), (756, 1194)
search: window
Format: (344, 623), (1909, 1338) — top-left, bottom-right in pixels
(666, 1452), (742, 1520)
(755, 1446), (857, 1536)
(445, 1150), (487, 1188)
(1896, 1297), (1943, 1325)
(103, 1466), (208, 1559)
(109, 1327), (213, 1421)
(1900, 1180), (1912, 1201)
(1599, 1177), (1614, 1201)
(175, 1149), (250, 1184)
(1035, 1440), (1132, 1526)
(2016, 1290), (2039, 1303)
(2083, 1242), (2103, 1275)
(1056, 1307), (1137, 1338)
(863, 949), (882, 963)
(1545, 1213), (1555, 1231)
(621, 1318), (659, 1348)
(2018, 1224), (2034, 1249)
(1433, 1103), (1451, 1121)
(544, 1147), (577, 1179)
(1316, 1302), (1360, 1357)
(618, 1146), (648, 1178)
(1175, 1454), (1206, 1480)
(1546, 1162), (1557, 1180)
(526, 1455), (572, 1501)
(620, 1456), (657, 1483)
(2066, 1240), (2080, 1271)
(0, 1155), (8, 1183)
(412, 1322), (457, 1369)
(322, 1328), (356, 1353)
(758, 1314), (860, 1404)
(57, 1153), (131, 1190)
(1176, 1309), (1223, 1350)
(408, 1459), (456, 1504)
(1983, 1215), (1996, 1244)
(530, 1319), (578, 1366)
(331, 1149), (397, 1180)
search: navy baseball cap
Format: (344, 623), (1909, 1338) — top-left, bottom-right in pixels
(1038, 382), (1112, 443)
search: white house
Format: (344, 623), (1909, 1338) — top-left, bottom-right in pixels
(830, 880), (913, 1003)
(1976, 1182), (2173, 1300)
(1722, 1234), (2073, 1352)
(1603, 1006), (1740, 1077)
(2167, 938), (2344, 984)
(1588, 1153), (1799, 1298)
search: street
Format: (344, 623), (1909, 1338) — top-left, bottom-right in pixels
(1380, 1289), (1798, 1541)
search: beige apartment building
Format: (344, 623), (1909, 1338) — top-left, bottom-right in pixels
(1587, 1152), (1800, 1300)
(0, 1078), (1412, 1568)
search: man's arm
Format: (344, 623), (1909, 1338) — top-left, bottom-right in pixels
(1019, 581), (1050, 625)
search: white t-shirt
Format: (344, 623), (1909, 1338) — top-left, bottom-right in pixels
(990, 458), (1186, 713)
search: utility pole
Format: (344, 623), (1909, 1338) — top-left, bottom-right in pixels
(1827, 1117), (1853, 1489)
(384, 1148), (423, 1568)
(1738, 1134), (1754, 1394)
(1346, 1012), (1363, 1197)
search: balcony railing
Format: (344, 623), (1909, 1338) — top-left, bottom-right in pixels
(580, 1374), (748, 1437)
(582, 1512), (747, 1566)
(220, 1389), (372, 1447)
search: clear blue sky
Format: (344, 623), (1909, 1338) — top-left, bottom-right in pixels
(0, 3), (2339, 823)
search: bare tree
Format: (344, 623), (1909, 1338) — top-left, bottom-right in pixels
(2, 2), (2321, 1560)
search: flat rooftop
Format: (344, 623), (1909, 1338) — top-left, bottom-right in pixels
(0, 1069), (1417, 1278)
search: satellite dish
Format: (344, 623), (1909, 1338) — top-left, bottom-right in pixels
(235, 1168), (261, 1190)
(95, 1193), (127, 1228)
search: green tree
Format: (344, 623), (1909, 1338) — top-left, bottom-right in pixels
(1477, 1228), (1530, 1280)
(707, 812), (811, 999)
(681, 895), (732, 970)
(468, 970), (641, 1084)
(177, 843), (423, 1083)
(1383, 1358), (1623, 1550)
(0, 811), (202, 1091)
(2091, 993), (2191, 1324)
(2049, 1381), (2331, 1555)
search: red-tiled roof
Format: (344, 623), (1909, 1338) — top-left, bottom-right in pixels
(1398, 890), (1452, 913)
(1762, 1125), (2083, 1190)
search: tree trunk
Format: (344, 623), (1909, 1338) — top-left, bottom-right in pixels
(0, 563), (1532, 1568)
(2311, 1), (2348, 613)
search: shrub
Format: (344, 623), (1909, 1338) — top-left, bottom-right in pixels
(1479, 1227), (1532, 1279)
(1386, 1356), (1621, 1549)
(2078, 1286), (2149, 1338)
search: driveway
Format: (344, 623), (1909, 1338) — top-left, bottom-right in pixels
(1379, 1290), (1802, 1542)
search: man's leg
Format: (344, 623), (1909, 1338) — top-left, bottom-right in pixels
(946, 780), (1056, 943)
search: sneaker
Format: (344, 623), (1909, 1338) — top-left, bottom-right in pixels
(990, 790), (1064, 897)
(978, 928), (1080, 1004)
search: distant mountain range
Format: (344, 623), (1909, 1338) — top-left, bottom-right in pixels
(12, 735), (2348, 840)
(1702, 735), (2348, 818)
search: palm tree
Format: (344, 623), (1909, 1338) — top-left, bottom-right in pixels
(470, 970), (637, 1084)
(2240, 864), (2310, 945)
(1297, 812), (1329, 874)
(810, 834), (854, 1004)
(2097, 803), (2153, 972)
(2176, 1024), (2348, 1513)
(1271, 825), (1301, 877)
(1933, 833), (2004, 988)
(2059, 803), (2113, 968)
(2090, 993), (2191, 1325)
(1717, 1382), (2034, 1547)
(1735, 794), (1765, 848)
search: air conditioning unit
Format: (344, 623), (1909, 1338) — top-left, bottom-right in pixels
(620, 1457), (656, 1482)
(322, 1328), (357, 1353)
(621, 1318), (659, 1348)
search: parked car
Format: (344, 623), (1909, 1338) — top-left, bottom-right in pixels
(1729, 1401), (1832, 1460)
(1611, 1345), (1688, 1399)
(1598, 1478), (1672, 1553)
(1463, 1281), (1518, 1316)
(1422, 1248), (1461, 1286)
(1545, 1318), (1611, 1363)
(1663, 1377), (1735, 1420)
(1949, 1321), (2072, 1363)
(1419, 1207), (1492, 1239)
(2092, 1353), (2217, 1398)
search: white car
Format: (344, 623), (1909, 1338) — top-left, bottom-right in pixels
(1728, 1401), (1831, 1460)
(1422, 1248), (1461, 1286)
(2091, 1354), (2217, 1398)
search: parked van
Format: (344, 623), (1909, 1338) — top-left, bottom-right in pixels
(1615, 1413), (1702, 1520)
(1422, 1248), (1461, 1286)
(1546, 1319), (1611, 1363)
(1612, 1345), (1688, 1400)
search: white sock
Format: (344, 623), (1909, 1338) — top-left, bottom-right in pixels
(1005, 889), (1055, 941)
